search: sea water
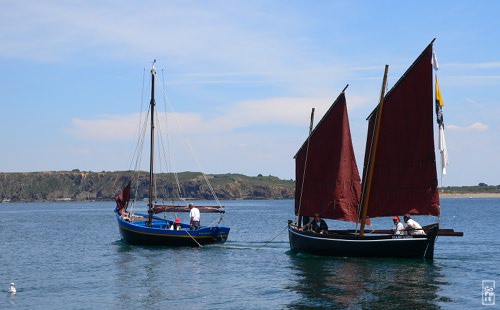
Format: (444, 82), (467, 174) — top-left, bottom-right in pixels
(0, 198), (498, 309)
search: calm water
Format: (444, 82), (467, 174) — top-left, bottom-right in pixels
(1, 198), (499, 309)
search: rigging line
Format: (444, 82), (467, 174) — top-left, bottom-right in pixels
(154, 109), (171, 199)
(155, 112), (179, 203)
(152, 110), (164, 201)
(129, 103), (148, 211)
(128, 68), (148, 171)
(156, 113), (172, 203)
(165, 134), (185, 202)
(256, 225), (289, 249)
(156, 70), (223, 208)
(157, 69), (224, 225)
(129, 110), (149, 215)
(206, 216), (223, 227)
(127, 68), (149, 214)
(155, 70), (186, 201)
(93, 172), (115, 193)
(133, 110), (148, 172)
(132, 107), (150, 207)
(162, 122), (184, 201)
(184, 230), (203, 247)
(154, 74), (184, 202)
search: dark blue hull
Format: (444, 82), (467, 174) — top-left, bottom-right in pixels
(116, 213), (230, 246)
(288, 224), (438, 259)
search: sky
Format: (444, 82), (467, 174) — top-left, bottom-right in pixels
(1, 1), (499, 186)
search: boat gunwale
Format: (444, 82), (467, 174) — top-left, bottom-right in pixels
(115, 213), (229, 239)
(288, 225), (429, 242)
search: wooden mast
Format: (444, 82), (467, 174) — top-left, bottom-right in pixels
(296, 107), (315, 227)
(359, 65), (388, 236)
(147, 60), (157, 226)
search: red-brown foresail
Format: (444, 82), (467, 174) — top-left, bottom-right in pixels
(295, 92), (362, 222)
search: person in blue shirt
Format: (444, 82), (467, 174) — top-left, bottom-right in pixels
(310, 213), (328, 234)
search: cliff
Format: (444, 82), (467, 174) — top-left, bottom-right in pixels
(0, 171), (295, 202)
(2, 171), (497, 203)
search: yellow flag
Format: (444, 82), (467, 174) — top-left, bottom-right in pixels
(435, 77), (444, 107)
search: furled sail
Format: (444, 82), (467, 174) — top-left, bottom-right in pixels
(115, 181), (131, 213)
(361, 42), (440, 218)
(295, 92), (362, 222)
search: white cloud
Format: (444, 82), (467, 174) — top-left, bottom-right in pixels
(447, 122), (488, 132)
(67, 92), (376, 142)
(68, 115), (138, 141)
(445, 62), (500, 69)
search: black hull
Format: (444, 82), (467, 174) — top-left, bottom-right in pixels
(116, 213), (229, 246)
(288, 224), (439, 260)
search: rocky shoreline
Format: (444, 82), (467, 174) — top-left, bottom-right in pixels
(0, 171), (498, 203)
(0, 171), (295, 202)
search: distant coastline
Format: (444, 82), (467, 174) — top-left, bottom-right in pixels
(440, 192), (500, 198)
(0, 170), (498, 202)
(0, 170), (295, 202)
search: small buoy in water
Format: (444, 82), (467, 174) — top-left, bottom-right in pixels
(8, 283), (16, 295)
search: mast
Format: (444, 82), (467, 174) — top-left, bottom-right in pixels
(147, 60), (157, 226)
(359, 65), (388, 236)
(295, 107), (315, 227)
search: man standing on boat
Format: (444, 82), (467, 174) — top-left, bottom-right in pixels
(189, 203), (200, 230)
(403, 214), (425, 235)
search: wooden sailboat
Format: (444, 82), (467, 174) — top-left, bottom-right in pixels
(288, 40), (462, 259)
(114, 61), (230, 246)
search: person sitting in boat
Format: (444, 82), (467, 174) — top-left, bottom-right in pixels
(189, 203), (200, 230)
(403, 214), (425, 235)
(172, 217), (181, 230)
(309, 213), (328, 234)
(391, 216), (405, 235)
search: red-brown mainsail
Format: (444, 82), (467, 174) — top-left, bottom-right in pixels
(361, 42), (440, 219)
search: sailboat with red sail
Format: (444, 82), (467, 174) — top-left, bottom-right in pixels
(288, 39), (462, 259)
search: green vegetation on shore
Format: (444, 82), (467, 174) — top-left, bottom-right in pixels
(0, 170), (498, 202)
(440, 183), (500, 195)
(0, 170), (294, 202)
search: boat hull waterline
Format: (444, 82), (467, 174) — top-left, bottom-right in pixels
(288, 224), (438, 259)
(116, 213), (230, 246)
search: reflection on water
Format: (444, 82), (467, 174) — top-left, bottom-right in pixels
(114, 242), (136, 309)
(112, 241), (210, 309)
(286, 253), (449, 309)
(114, 243), (176, 308)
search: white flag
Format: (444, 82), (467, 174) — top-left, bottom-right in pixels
(432, 49), (439, 71)
(439, 124), (448, 174)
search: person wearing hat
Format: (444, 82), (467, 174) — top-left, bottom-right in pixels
(391, 216), (405, 235)
(189, 203), (200, 230)
(172, 217), (181, 230)
(403, 214), (425, 235)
